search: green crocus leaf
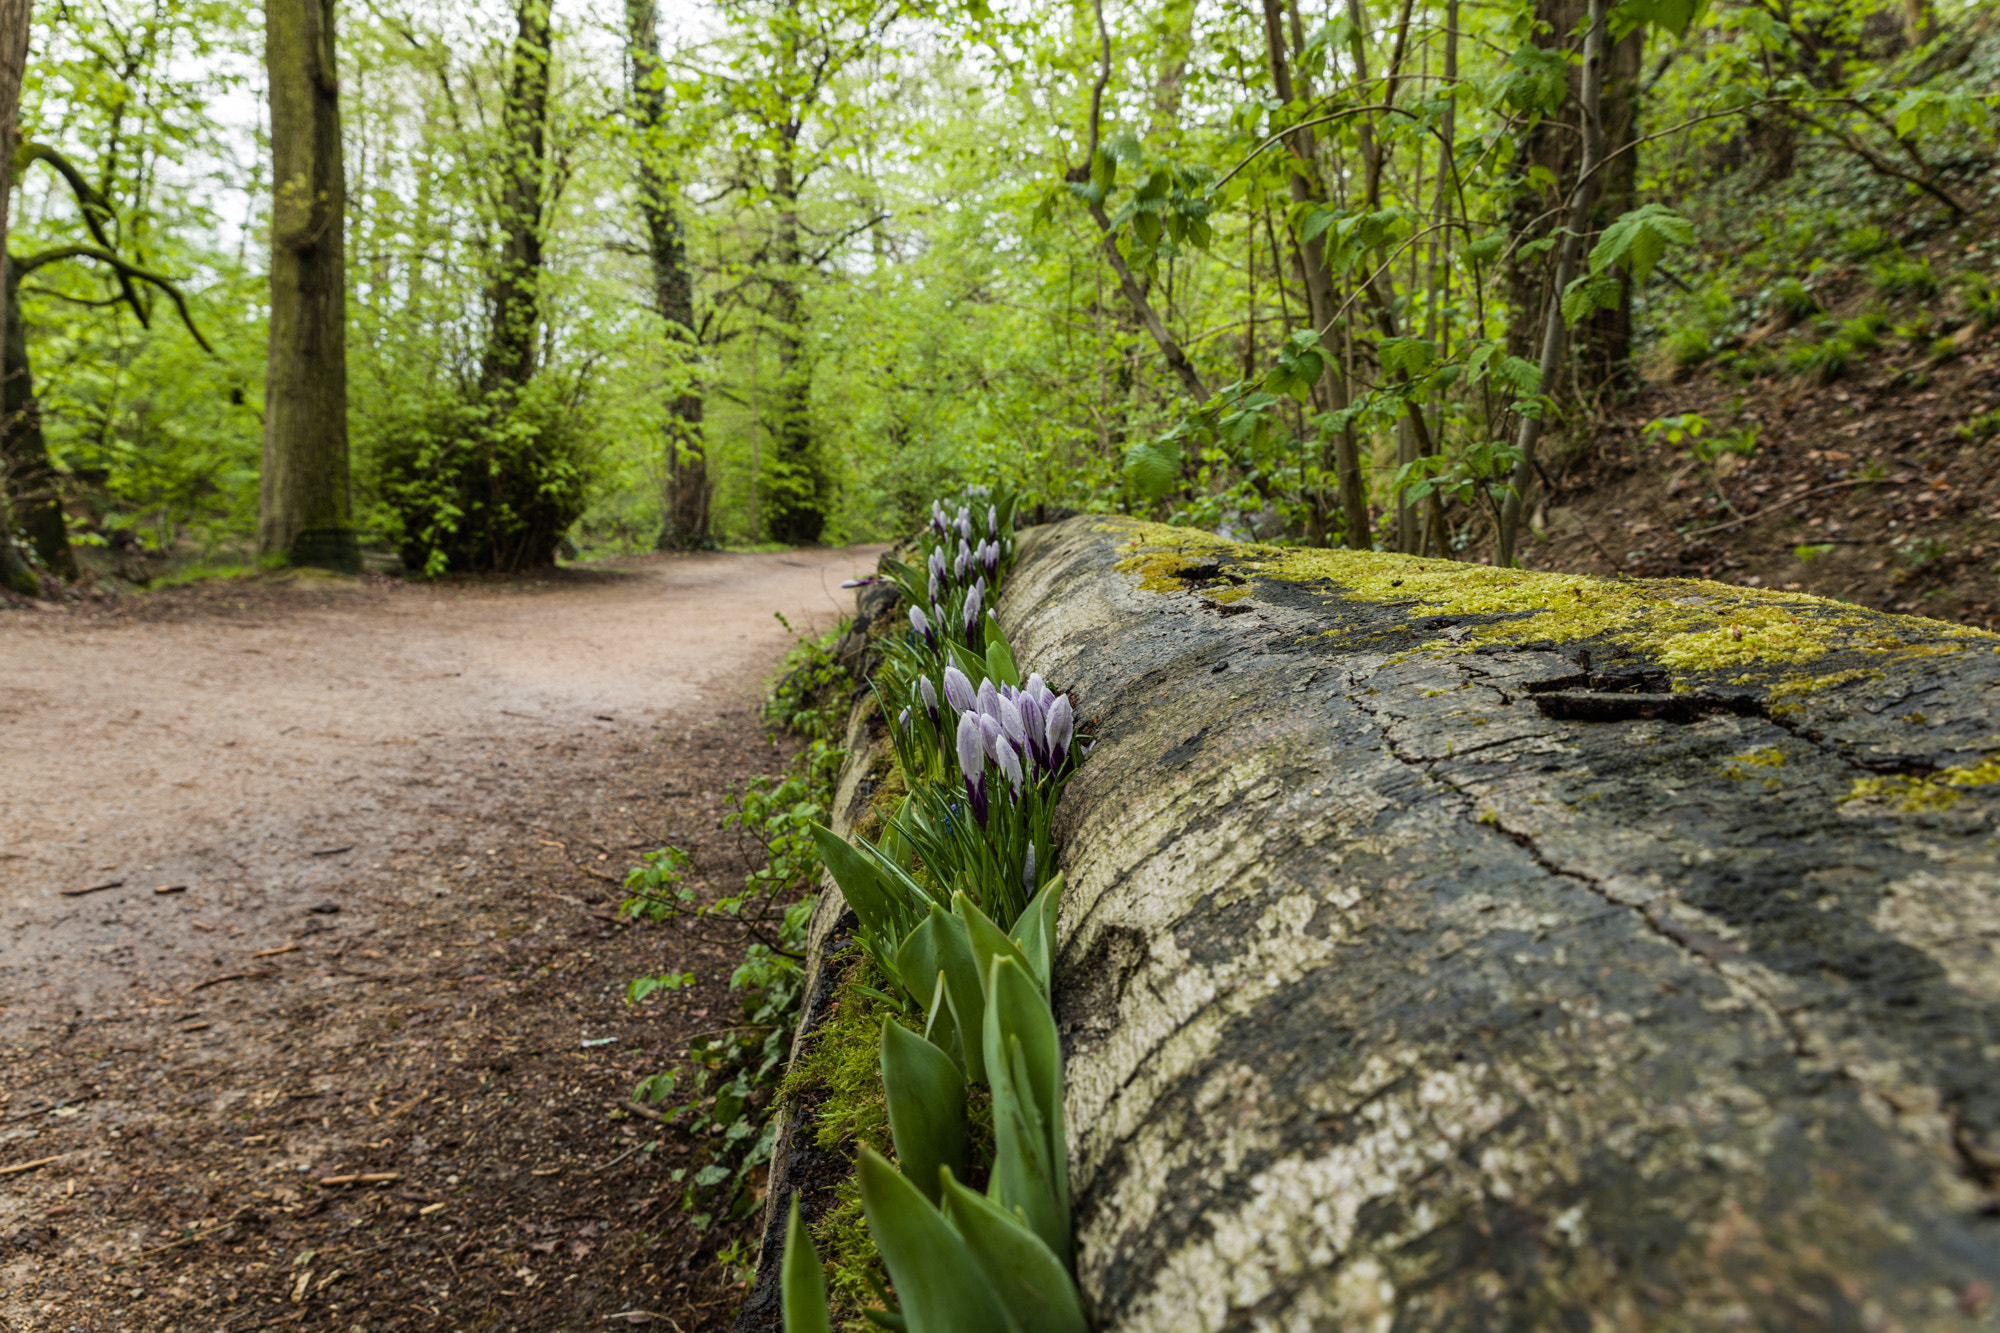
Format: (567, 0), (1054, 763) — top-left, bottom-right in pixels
(940, 1169), (1088, 1332)
(855, 1145), (1012, 1333)
(881, 1019), (970, 1207)
(809, 823), (904, 945)
(781, 1196), (832, 1333)
(956, 892), (1035, 1004)
(1007, 873), (1064, 994)
(985, 628), (1022, 688)
(930, 903), (988, 1085)
(983, 956), (1071, 1263)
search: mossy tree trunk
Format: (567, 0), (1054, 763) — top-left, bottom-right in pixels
(997, 516), (2000, 1331)
(260, 0), (358, 572)
(624, 0), (710, 552)
(483, 0), (552, 394)
(0, 0), (44, 596)
(2, 252), (75, 581)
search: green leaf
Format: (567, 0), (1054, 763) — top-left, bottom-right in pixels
(809, 824), (905, 946)
(947, 640), (989, 686)
(984, 628), (1021, 688)
(929, 904), (987, 1085)
(781, 1197), (832, 1333)
(1123, 440), (1182, 500)
(855, 1146), (1011, 1333)
(881, 1021), (969, 1207)
(1462, 233), (1505, 264)
(957, 893), (1035, 1004)
(982, 955), (1070, 1264)
(940, 1170), (1088, 1332)
(1007, 873), (1063, 993)
(1589, 204), (1693, 284)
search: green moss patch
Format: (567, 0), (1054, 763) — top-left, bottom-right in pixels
(1101, 518), (1998, 686)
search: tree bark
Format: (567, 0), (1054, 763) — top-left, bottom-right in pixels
(624, 0), (709, 552)
(1003, 516), (2000, 1331)
(2, 254), (76, 578)
(1499, 0), (1609, 567)
(0, 0), (44, 595)
(260, 0), (357, 571)
(483, 0), (552, 392)
(1503, 0), (1642, 397)
(762, 113), (827, 546)
(1257, 0), (1369, 550)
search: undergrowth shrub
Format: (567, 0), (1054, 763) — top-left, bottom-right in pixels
(363, 380), (596, 576)
(1872, 253), (1942, 301)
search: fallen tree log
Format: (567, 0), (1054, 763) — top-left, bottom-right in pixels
(1006, 517), (2000, 1331)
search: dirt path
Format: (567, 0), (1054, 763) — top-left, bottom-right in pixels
(0, 547), (881, 1333)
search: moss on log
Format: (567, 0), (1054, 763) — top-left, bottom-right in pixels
(1007, 516), (2000, 1332)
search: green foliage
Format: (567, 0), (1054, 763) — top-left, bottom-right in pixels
(1871, 254), (1942, 302)
(1766, 277), (1820, 324)
(363, 383), (596, 577)
(1897, 535), (1948, 569)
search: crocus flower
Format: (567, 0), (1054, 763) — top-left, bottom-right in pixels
(898, 707), (912, 732)
(988, 504), (999, 537)
(1022, 843), (1037, 897)
(929, 570), (942, 605)
(909, 605), (936, 651)
(953, 546), (969, 582)
(956, 507), (972, 542)
(1025, 673), (1053, 705)
(919, 677), (940, 730)
(1046, 694), (1074, 772)
(963, 584), (984, 640)
(955, 712), (988, 828)
(1017, 692), (1047, 770)
(997, 695), (1027, 750)
(978, 712), (1005, 764)
(976, 677), (1001, 721)
(929, 547), (949, 589)
(995, 736), (1024, 793)
(943, 665), (975, 715)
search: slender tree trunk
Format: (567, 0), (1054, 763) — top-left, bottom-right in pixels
(483, 0), (551, 392)
(624, 0), (708, 551)
(0, 0), (43, 595)
(1258, 0), (1369, 549)
(1503, 0), (1640, 394)
(260, 0), (357, 571)
(1498, 0), (1609, 567)
(763, 123), (827, 546)
(2, 256), (75, 578)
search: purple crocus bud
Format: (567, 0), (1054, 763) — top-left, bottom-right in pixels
(982, 540), (999, 581)
(956, 507), (972, 542)
(956, 712), (989, 828)
(929, 570), (941, 605)
(1025, 673), (1053, 705)
(943, 665), (976, 715)
(1046, 694), (1074, 771)
(963, 584), (984, 639)
(977, 677), (1000, 720)
(898, 707), (912, 732)
(997, 694), (1027, 749)
(953, 547), (969, 582)
(1017, 693), (1047, 770)
(995, 737), (1024, 794)
(979, 712), (1005, 763)
(919, 676), (940, 730)
(930, 547), (948, 587)
(909, 604), (937, 651)
(988, 504), (999, 537)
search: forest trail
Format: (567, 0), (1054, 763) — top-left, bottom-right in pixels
(0, 546), (880, 1332)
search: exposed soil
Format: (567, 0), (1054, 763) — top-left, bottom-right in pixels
(1525, 251), (2000, 627)
(0, 546), (882, 1333)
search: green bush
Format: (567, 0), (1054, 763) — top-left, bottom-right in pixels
(1872, 253), (1941, 300)
(1957, 271), (1999, 331)
(1767, 276), (1820, 323)
(1785, 337), (1850, 384)
(1668, 324), (1714, 368)
(1842, 310), (1890, 352)
(365, 382), (597, 576)
(1841, 225), (1893, 260)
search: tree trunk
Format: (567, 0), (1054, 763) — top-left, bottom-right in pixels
(1000, 516), (2000, 1331)
(1503, 0), (1642, 397)
(0, 0), (44, 595)
(2, 255), (76, 578)
(483, 0), (551, 392)
(1257, 0), (1369, 550)
(624, 0), (709, 552)
(763, 133), (827, 547)
(260, 0), (357, 571)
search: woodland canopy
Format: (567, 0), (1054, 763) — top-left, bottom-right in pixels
(0, 0), (1993, 587)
